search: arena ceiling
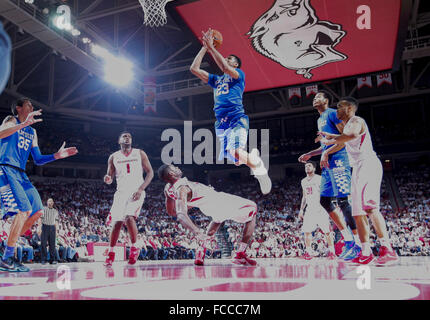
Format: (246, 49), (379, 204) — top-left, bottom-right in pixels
(0, 0), (430, 128)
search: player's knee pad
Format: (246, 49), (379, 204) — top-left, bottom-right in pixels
(337, 197), (356, 230)
(320, 196), (336, 213)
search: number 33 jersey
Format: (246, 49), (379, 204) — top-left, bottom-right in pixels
(0, 117), (36, 170)
(112, 148), (144, 193)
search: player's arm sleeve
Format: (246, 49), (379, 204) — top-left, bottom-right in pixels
(30, 132), (56, 165)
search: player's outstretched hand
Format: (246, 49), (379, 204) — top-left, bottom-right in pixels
(23, 110), (43, 127)
(104, 175), (113, 185)
(318, 131), (338, 139)
(54, 141), (78, 159)
(298, 153), (311, 163)
(201, 28), (214, 50)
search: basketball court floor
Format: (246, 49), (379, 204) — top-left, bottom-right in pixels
(0, 257), (429, 300)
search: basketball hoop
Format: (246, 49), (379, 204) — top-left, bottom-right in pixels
(139, 0), (171, 27)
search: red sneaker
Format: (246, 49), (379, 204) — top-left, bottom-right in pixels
(232, 251), (257, 266)
(351, 252), (375, 265)
(302, 252), (312, 260)
(327, 252), (336, 260)
(128, 247), (139, 265)
(104, 252), (115, 267)
(376, 246), (399, 265)
(194, 247), (206, 266)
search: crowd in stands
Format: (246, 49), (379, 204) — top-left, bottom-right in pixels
(31, 118), (430, 163)
(1, 160), (429, 264)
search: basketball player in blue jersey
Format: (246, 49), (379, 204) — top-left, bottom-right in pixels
(298, 91), (360, 260)
(190, 28), (271, 194)
(0, 21), (12, 94)
(0, 98), (78, 272)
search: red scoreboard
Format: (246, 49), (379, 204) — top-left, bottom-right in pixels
(175, 0), (410, 92)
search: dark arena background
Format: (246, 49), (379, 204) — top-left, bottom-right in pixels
(0, 0), (429, 306)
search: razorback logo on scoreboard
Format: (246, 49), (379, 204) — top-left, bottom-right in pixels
(175, 0), (405, 92)
(248, 0), (347, 80)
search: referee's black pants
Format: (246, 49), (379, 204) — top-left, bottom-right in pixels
(41, 224), (56, 262)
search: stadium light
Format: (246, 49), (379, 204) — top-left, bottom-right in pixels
(71, 29), (81, 36)
(91, 44), (134, 87)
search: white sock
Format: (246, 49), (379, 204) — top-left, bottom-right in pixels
(238, 242), (247, 253)
(328, 245), (335, 253)
(362, 242), (371, 256)
(340, 229), (353, 242)
(306, 247), (312, 254)
(379, 237), (392, 250)
(109, 247), (115, 253)
(353, 234), (361, 247)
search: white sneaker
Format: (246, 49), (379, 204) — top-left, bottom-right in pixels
(249, 149), (272, 194)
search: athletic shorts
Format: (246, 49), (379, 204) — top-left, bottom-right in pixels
(215, 115), (249, 163)
(321, 153), (351, 198)
(351, 156), (382, 216)
(0, 165), (43, 219)
(302, 206), (330, 234)
(199, 192), (257, 224)
(109, 188), (145, 223)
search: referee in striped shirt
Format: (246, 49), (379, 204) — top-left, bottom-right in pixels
(40, 198), (59, 264)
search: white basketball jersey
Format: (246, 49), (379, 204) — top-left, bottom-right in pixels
(164, 177), (217, 209)
(113, 148), (144, 192)
(344, 116), (377, 167)
(301, 174), (322, 208)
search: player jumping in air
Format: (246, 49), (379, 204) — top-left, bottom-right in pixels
(158, 164), (258, 266)
(104, 132), (154, 266)
(299, 162), (336, 260)
(0, 98), (78, 272)
(318, 97), (399, 265)
(298, 91), (360, 261)
(190, 28), (271, 195)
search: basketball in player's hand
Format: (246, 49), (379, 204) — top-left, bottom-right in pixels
(212, 29), (223, 49)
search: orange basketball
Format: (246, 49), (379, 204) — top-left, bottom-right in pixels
(212, 29), (223, 49)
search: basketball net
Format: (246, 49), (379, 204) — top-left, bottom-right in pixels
(139, 0), (169, 27)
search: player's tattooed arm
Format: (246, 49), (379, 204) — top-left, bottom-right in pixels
(322, 117), (364, 145)
(202, 28), (240, 79)
(175, 186), (205, 238)
(104, 154), (115, 184)
(190, 47), (210, 83)
(298, 146), (323, 163)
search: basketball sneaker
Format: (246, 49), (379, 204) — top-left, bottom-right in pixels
(232, 251), (257, 266)
(351, 252), (375, 265)
(249, 149), (272, 195)
(0, 257), (29, 272)
(327, 252), (336, 260)
(343, 244), (361, 261)
(194, 246), (206, 266)
(376, 246), (399, 265)
(104, 252), (115, 267)
(128, 247), (139, 265)
(302, 252), (313, 260)
(339, 240), (355, 259)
